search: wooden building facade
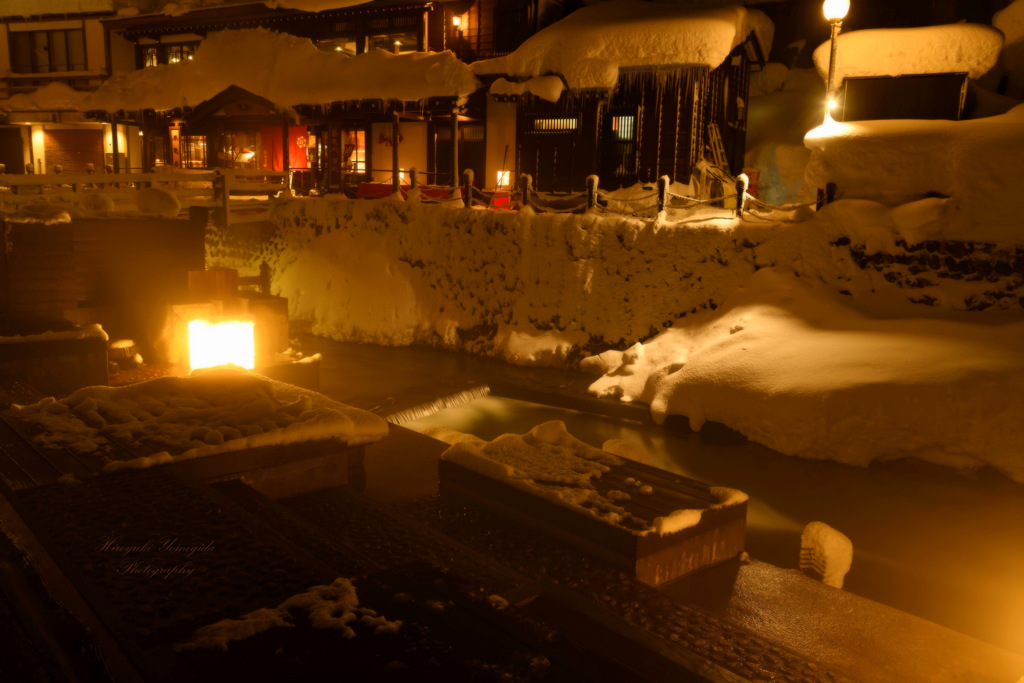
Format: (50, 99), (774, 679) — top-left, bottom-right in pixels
(511, 38), (760, 193)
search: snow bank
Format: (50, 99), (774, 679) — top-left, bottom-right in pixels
(472, 0), (773, 89)
(811, 24), (1003, 87)
(5, 366), (388, 469)
(804, 104), (1024, 240)
(80, 28), (479, 113)
(581, 268), (1024, 482)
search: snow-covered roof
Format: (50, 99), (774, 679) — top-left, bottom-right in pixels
(63, 28), (479, 113)
(811, 24), (1003, 87)
(471, 0), (774, 90)
(0, 82), (91, 113)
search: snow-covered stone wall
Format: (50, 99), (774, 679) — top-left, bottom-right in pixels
(207, 195), (1024, 369)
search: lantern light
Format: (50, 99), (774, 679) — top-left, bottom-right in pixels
(452, 15), (461, 28)
(823, 0), (850, 21)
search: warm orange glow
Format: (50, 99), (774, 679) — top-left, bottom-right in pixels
(823, 0), (850, 21)
(188, 318), (255, 372)
(452, 15), (461, 28)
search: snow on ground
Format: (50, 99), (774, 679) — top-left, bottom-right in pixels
(471, 0), (773, 89)
(438, 420), (745, 535)
(62, 28), (478, 113)
(811, 23), (1003, 88)
(177, 576), (400, 651)
(581, 267), (1024, 482)
(5, 366), (388, 471)
(804, 104), (1024, 238)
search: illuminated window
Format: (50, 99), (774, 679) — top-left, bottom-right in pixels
(166, 44), (195, 64)
(342, 130), (366, 173)
(530, 117), (579, 133)
(368, 32), (417, 53)
(184, 136), (207, 168)
(496, 170), (510, 188)
(143, 46), (159, 67)
(612, 115), (635, 141)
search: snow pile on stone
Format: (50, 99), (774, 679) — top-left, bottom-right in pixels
(79, 27), (479, 113)
(440, 420), (745, 535)
(581, 268), (1024, 483)
(811, 23), (1003, 87)
(177, 577), (400, 651)
(5, 366), (388, 470)
(472, 0), (773, 89)
(804, 104), (1024, 238)
(800, 521), (853, 589)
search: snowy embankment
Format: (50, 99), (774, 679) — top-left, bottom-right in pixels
(211, 193), (1024, 480)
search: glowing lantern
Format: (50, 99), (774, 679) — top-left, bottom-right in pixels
(822, 0), (849, 21)
(822, 0), (850, 123)
(187, 318), (255, 372)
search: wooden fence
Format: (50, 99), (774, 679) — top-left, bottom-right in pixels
(0, 169), (289, 226)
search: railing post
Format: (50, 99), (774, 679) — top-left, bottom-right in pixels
(463, 168), (473, 208)
(213, 169), (230, 227)
(735, 175), (747, 217)
(657, 176), (668, 213)
(826, 182), (837, 205)
(391, 112), (401, 196)
(520, 173), (531, 209)
(586, 174), (598, 211)
(408, 167), (419, 202)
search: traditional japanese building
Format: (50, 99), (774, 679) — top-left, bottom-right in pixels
(0, 1), (120, 175)
(471, 1), (773, 193)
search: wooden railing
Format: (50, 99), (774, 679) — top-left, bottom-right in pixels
(0, 169), (289, 226)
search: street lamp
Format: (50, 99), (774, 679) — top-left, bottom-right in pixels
(823, 0), (850, 119)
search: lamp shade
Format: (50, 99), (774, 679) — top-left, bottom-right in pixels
(823, 0), (850, 21)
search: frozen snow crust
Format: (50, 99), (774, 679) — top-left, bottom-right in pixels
(213, 197), (1024, 481)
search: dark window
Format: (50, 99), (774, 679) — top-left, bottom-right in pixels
(9, 29), (86, 73)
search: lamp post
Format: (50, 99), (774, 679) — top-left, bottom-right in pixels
(823, 0), (850, 119)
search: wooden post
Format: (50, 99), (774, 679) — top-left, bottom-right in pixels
(463, 168), (473, 207)
(111, 118), (120, 173)
(735, 178), (746, 217)
(586, 175), (597, 211)
(657, 176), (668, 213)
(521, 173), (531, 209)
(392, 112), (400, 196)
(214, 170), (230, 228)
(450, 109), (459, 190)
(280, 118), (288, 180)
(826, 182), (837, 205)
